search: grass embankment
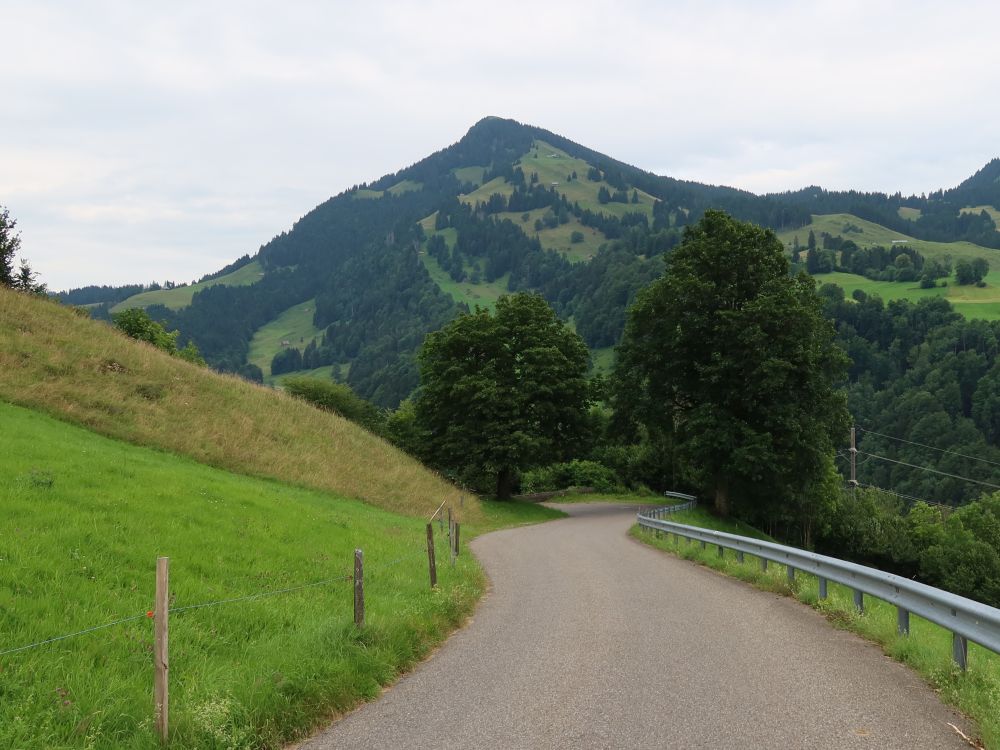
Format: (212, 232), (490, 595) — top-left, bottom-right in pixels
(0, 288), (476, 522)
(110, 261), (265, 313)
(631, 509), (999, 749)
(0, 402), (554, 749)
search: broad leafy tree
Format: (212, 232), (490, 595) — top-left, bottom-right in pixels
(416, 292), (590, 498)
(615, 210), (849, 536)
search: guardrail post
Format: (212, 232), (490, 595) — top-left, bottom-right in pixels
(426, 523), (437, 588)
(953, 633), (968, 670)
(897, 607), (909, 635)
(700, 540), (706, 550)
(354, 549), (365, 628)
(787, 566), (795, 584)
(736, 551), (744, 564)
(760, 558), (768, 572)
(717, 545), (724, 559)
(154, 556), (169, 745)
(818, 577), (828, 599)
(853, 589), (864, 613)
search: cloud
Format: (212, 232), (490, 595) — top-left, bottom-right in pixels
(3, 0), (999, 290)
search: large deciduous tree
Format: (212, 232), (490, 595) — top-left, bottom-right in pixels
(615, 210), (849, 537)
(416, 292), (590, 499)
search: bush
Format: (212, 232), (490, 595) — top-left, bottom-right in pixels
(283, 377), (384, 433)
(521, 460), (619, 493)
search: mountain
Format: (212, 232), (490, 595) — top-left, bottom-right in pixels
(61, 117), (1000, 407)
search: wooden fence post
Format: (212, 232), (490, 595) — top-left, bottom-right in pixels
(426, 523), (437, 588)
(154, 556), (169, 744)
(454, 523), (460, 557)
(354, 549), (365, 628)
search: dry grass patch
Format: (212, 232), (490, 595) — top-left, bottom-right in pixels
(0, 289), (480, 523)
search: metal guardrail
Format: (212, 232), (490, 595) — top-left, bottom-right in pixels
(637, 504), (1000, 670)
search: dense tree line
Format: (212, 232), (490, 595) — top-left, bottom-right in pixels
(821, 286), (1000, 505)
(773, 158), (1000, 249)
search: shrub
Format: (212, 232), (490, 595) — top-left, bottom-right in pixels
(283, 377), (384, 434)
(521, 459), (619, 493)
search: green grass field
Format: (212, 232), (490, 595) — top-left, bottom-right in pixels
(779, 214), (994, 263)
(419, 252), (509, 312)
(459, 140), (656, 222)
(246, 299), (325, 379)
(496, 207), (606, 263)
(387, 179), (422, 195)
(0, 401), (482, 749)
(452, 166), (486, 187)
(898, 206), (923, 220)
(111, 262), (265, 313)
(632, 512), (999, 749)
(816, 271), (1000, 321)
(0, 401), (560, 749)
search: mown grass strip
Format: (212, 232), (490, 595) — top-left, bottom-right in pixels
(631, 519), (999, 749)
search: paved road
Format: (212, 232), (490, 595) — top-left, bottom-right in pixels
(298, 503), (973, 749)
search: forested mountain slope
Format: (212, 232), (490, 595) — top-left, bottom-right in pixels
(61, 117), (1000, 407)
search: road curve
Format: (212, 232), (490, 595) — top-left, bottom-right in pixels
(297, 503), (973, 749)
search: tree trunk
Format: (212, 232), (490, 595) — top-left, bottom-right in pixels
(496, 467), (515, 500)
(713, 476), (730, 517)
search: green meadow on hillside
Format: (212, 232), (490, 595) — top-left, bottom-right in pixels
(246, 298), (327, 381)
(0, 289), (474, 521)
(779, 213), (994, 263)
(110, 261), (265, 313)
(816, 271), (1000, 321)
(0, 401), (546, 749)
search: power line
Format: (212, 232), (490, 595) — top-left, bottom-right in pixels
(853, 483), (951, 509)
(857, 426), (1000, 469)
(858, 451), (1000, 491)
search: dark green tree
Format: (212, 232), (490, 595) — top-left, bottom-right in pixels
(615, 210), (849, 534)
(416, 292), (590, 498)
(0, 205), (19, 287)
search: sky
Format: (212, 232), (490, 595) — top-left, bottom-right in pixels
(3, 0), (999, 292)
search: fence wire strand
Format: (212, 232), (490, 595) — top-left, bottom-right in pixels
(3, 514), (463, 657)
(0, 613), (148, 658)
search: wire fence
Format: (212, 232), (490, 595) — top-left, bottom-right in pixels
(0, 508), (462, 659)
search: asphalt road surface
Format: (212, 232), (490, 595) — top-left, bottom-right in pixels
(297, 502), (974, 749)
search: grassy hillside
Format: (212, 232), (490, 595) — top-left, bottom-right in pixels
(816, 271), (1000, 321)
(778, 214), (995, 263)
(0, 401), (487, 749)
(0, 288), (478, 522)
(110, 261), (265, 313)
(246, 298), (327, 381)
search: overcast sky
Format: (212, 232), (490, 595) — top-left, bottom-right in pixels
(4, 0), (999, 291)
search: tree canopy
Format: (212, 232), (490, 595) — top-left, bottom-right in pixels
(415, 292), (590, 498)
(615, 210), (849, 537)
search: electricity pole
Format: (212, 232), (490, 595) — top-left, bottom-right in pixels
(850, 426), (858, 497)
